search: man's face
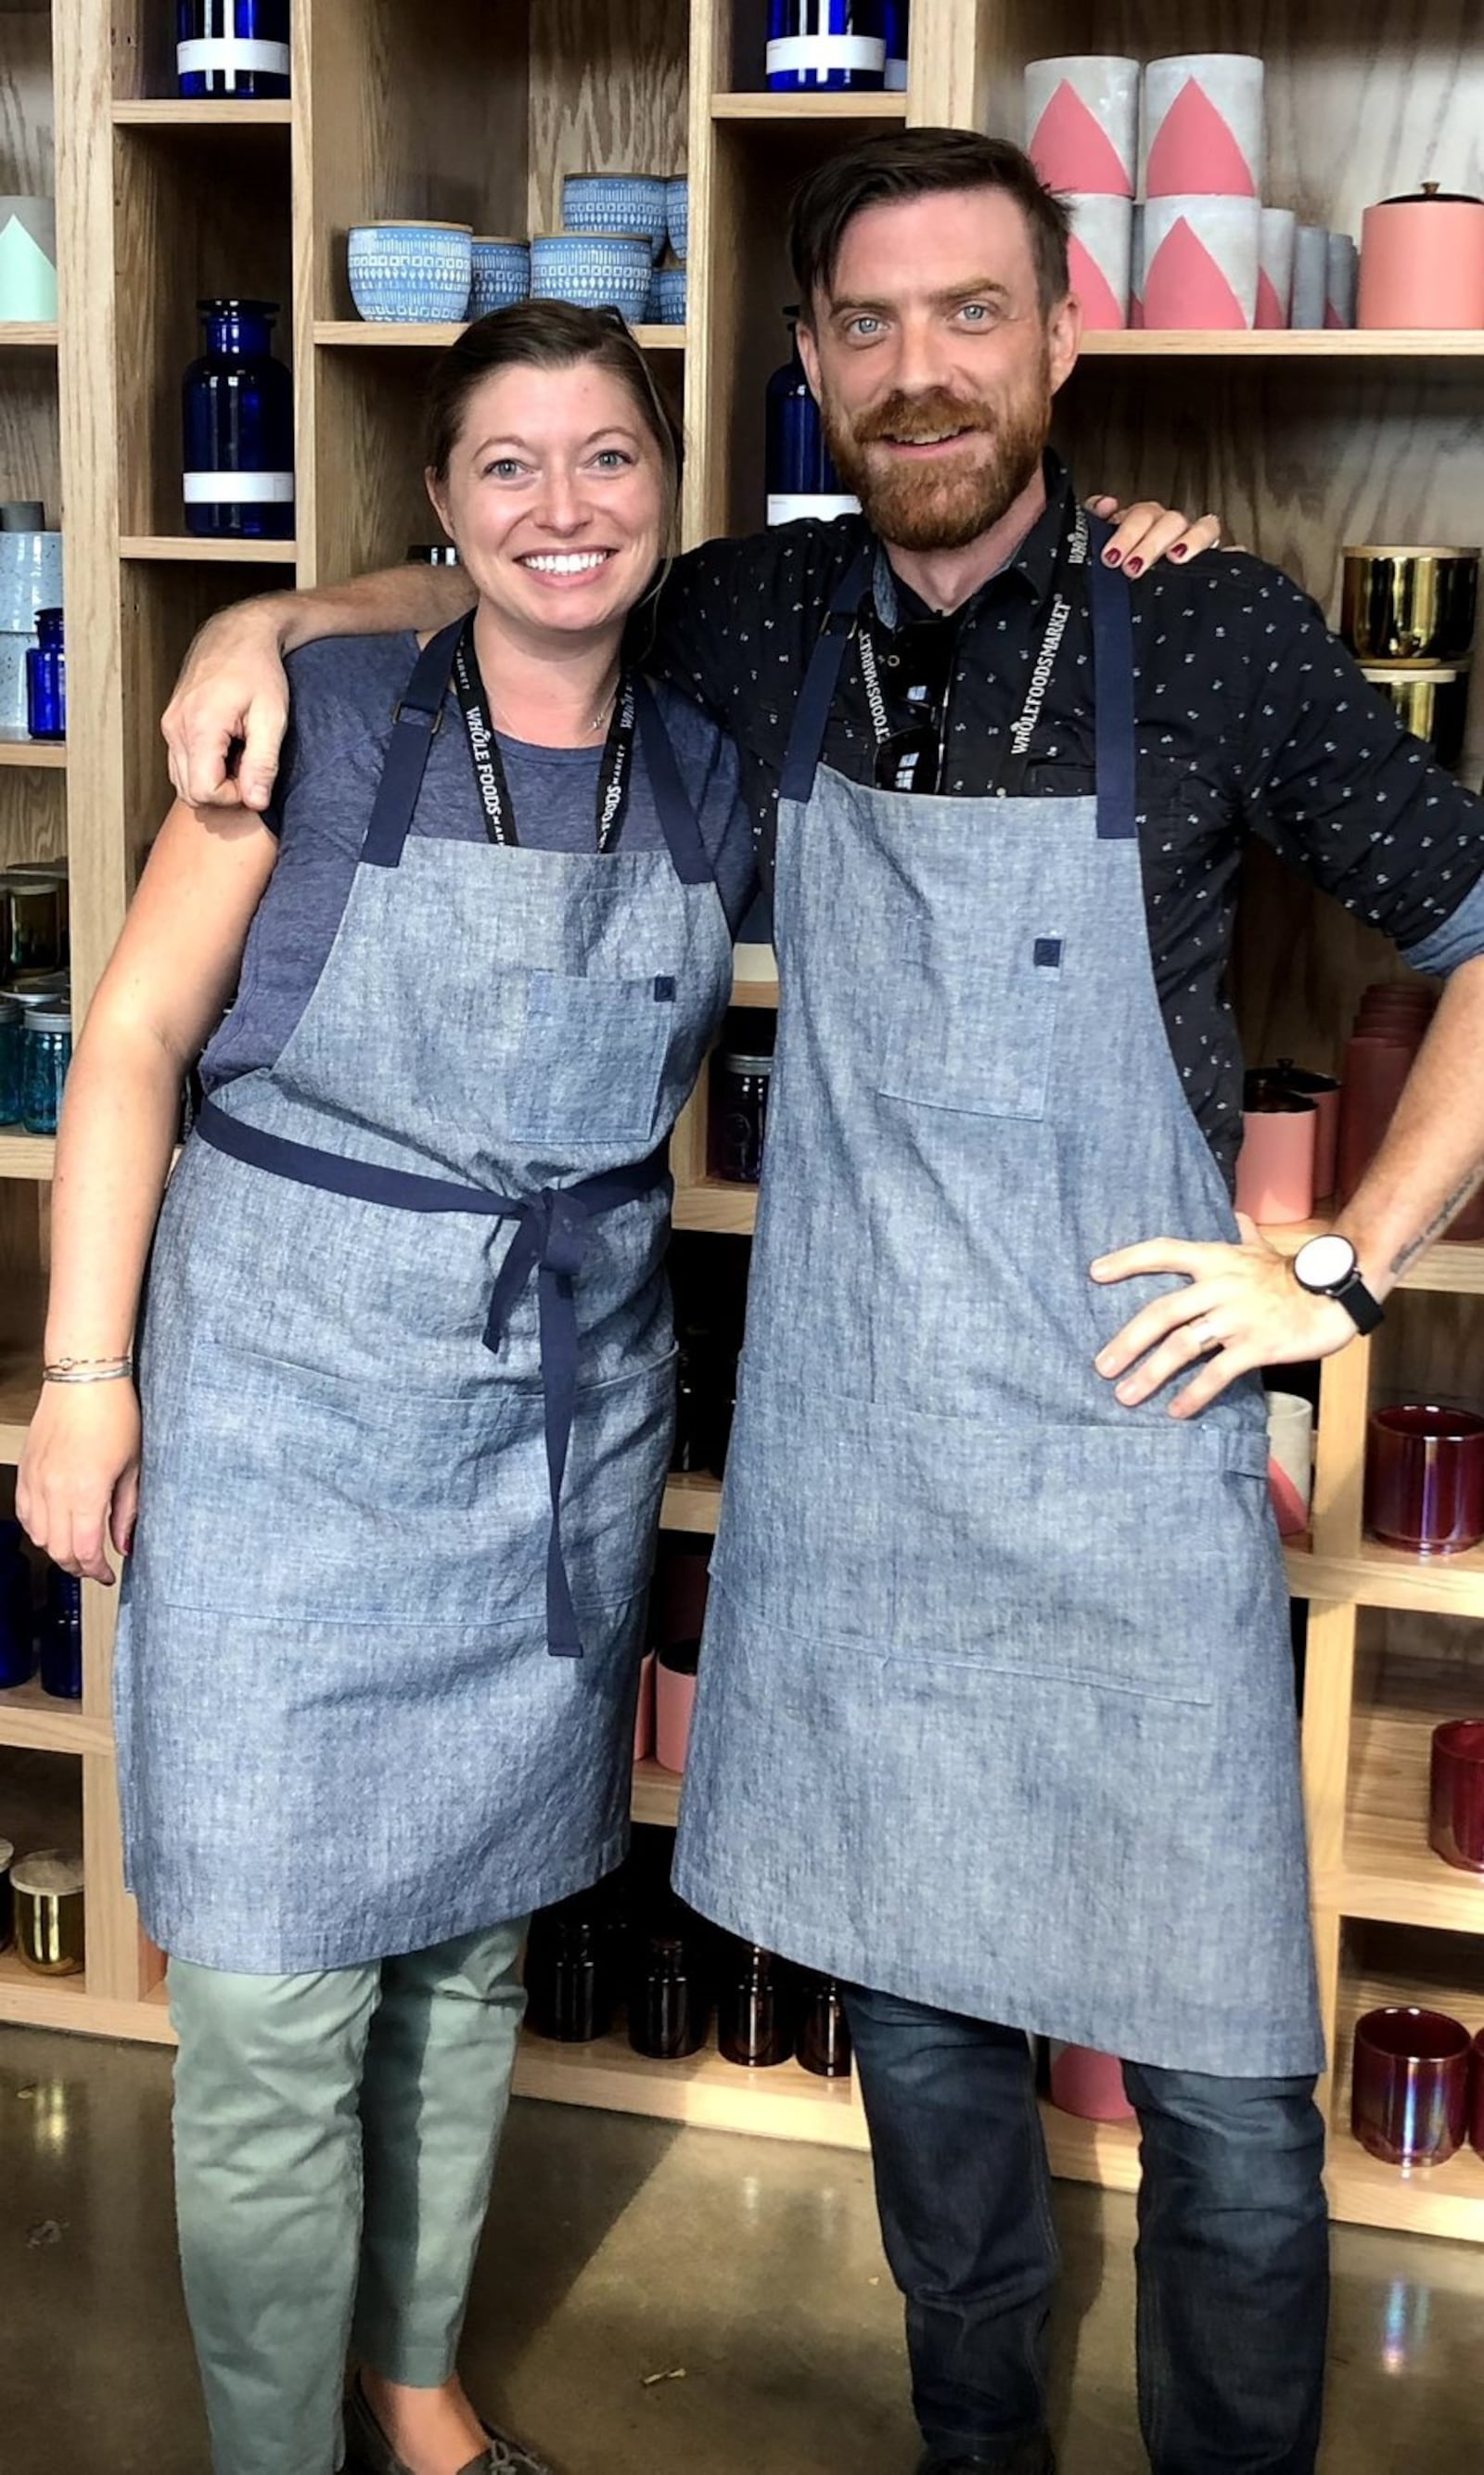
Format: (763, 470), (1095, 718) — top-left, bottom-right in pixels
(797, 187), (1081, 553)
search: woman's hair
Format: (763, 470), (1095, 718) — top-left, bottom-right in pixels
(424, 301), (684, 554)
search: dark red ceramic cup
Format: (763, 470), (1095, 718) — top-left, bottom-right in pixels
(1473, 2031), (1484, 2158)
(1351, 2007), (1472, 2167)
(1364, 1405), (1484, 1555)
(1429, 1720), (1484, 1872)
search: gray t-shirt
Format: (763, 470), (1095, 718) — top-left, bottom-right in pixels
(201, 632), (758, 1092)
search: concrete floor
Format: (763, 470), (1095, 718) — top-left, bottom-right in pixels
(3, 2025), (1482, 2474)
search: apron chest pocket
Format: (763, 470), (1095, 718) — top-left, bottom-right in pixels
(509, 969), (676, 1148)
(876, 927), (1066, 1122)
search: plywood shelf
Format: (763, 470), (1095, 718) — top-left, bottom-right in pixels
(673, 1178), (757, 1235)
(0, 1950), (174, 2045)
(1261, 1219), (1484, 1296)
(1321, 1826), (1484, 1933)
(119, 536), (298, 564)
(0, 1353), (39, 1462)
(0, 735), (65, 768)
(1286, 1538), (1484, 1618)
(710, 92), (908, 122)
(0, 324), (58, 350)
(630, 1756), (683, 1830)
(512, 2023), (867, 2147)
(0, 1676), (111, 1756)
(111, 100), (293, 128)
(1080, 330), (1484, 361)
(659, 1471), (723, 1535)
(1040, 2102), (1142, 2195)
(0, 1134), (56, 1178)
(313, 322), (684, 353)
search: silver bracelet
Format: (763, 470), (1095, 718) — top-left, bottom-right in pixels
(43, 1357), (134, 1384)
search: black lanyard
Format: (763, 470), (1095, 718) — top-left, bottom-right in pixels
(857, 502), (1091, 801)
(450, 614), (637, 853)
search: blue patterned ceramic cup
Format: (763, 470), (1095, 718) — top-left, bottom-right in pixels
(649, 267), (686, 327)
(561, 174), (668, 263)
(348, 222), (473, 323)
(666, 177), (689, 263)
(531, 233), (653, 321)
(468, 237), (531, 315)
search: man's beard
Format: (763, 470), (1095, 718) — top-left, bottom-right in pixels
(821, 352), (1053, 552)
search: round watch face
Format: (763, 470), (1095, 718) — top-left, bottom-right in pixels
(1295, 1233), (1356, 1292)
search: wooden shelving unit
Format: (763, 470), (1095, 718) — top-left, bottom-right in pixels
(0, 0), (1480, 2248)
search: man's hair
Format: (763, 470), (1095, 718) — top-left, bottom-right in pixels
(789, 127), (1072, 322)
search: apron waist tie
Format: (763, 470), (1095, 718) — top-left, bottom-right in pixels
(193, 1097), (670, 1660)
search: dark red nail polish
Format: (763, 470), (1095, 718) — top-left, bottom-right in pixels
(1171, 541), (1190, 559)
(1125, 555), (1144, 577)
(1103, 546), (1123, 568)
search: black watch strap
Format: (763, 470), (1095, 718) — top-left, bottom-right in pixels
(1332, 1268), (1385, 1336)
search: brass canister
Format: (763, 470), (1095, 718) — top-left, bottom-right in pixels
(1362, 664), (1470, 770)
(10, 1849), (85, 1976)
(1342, 546), (1478, 666)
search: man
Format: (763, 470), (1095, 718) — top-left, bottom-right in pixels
(166, 134), (1484, 2475)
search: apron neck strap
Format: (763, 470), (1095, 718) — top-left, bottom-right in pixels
(1088, 532), (1138, 842)
(361, 618), (464, 870)
(633, 678), (716, 886)
(779, 545), (875, 807)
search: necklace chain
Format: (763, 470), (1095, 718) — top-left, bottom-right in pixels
(488, 676), (619, 740)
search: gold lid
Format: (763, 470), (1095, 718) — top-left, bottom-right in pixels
(10, 1849), (84, 1897)
(1343, 544), (1480, 560)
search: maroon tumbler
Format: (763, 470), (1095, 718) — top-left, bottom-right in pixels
(1429, 1720), (1484, 1873)
(1364, 1405), (1484, 1555)
(1351, 2006), (1472, 2167)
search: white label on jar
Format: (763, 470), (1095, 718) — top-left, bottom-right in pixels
(177, 38), (291, 73)
(767, 492), (863, 525)
(885, 58), (908, 90)
(766, 35), (886, 73)
(184, 472), (295, 504)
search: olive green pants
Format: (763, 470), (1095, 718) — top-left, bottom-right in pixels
(168, 1919), (530, 2475)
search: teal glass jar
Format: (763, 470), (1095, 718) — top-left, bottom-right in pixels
(0, 994), (21, 1124)
(20, 1003), (70, 1134)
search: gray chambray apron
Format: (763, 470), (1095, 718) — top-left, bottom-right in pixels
(673, 526), (1323, 2079)
(116, 622), (734, 1973)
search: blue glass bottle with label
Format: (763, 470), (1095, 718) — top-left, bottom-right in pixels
(25, 608), (65, 740)
(764, 311), (860, 526)
(19, 1003), (70, 1135)
(183, 299), (295, 541)
(881, 0), (909, 90)
(177, 2), (290, 100)
(41, 1565), (83, 1701)
(766, 1), (885, 91)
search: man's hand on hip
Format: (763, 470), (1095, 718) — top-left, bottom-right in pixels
(1089, 1213), (1356, 1418)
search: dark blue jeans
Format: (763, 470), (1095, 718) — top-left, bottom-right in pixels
(843, 1985), (1329, 2475)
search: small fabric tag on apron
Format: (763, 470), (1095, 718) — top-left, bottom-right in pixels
(1033, 937), (1064, 969)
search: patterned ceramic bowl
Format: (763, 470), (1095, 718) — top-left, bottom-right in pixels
(531, 232), (652, 320)
(468, 237), (531, 316)
(646, 266), (686, 327)
(348, 222), (472, 324)
(666, 176), (688, 264)
(561, 174), (668, 263)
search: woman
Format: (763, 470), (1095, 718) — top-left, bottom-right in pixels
(18, 303), (755, 2475)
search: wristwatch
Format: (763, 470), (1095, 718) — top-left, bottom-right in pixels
(1291, 1233), (1385, 1335)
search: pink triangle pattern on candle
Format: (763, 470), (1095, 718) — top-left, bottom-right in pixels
(1145, 77), (1259, 199)
(1324, 301), (1346, 329)
(1029, 80), (1133, 198)
(1255, 267), (1286, 329)
(1144, 218), (1249, 329)
(1068, 232), (1127, 330)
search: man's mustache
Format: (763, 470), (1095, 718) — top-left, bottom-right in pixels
(849, 391), (996, 445)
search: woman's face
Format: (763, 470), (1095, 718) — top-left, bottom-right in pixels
(427, 360), (668, 644)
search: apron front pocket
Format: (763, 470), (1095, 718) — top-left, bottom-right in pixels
(876, 919), (1065, 1122)
(509, 969), (676, 1148)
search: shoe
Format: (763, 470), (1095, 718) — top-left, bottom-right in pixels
(343, 2375), (554, 2475)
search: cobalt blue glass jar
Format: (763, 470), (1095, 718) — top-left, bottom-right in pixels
(177, 2), (290, 100)
(25, 607), (64, 740)
(183, 299), (294, 541)
(764, 311), (859, 525)
(766, 0), (885, 92)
